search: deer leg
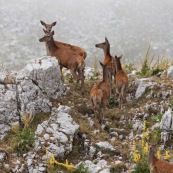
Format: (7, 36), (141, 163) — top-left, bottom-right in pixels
(119, 92), (123, 110)
(71, 69), (78, 85)
(60, 65), (64, 82)
(78, 67), (85, 94)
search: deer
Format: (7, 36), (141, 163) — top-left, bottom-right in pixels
(95, 37), (116, 94)
(39, 30), (85, 93)
(40, 20), (87, 59)
(90, 61), (112, 124)
(148, 143), (173, 173)
(114, 55), (128, 110)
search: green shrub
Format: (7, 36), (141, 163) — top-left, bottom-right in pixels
(16, 127), (35, 154)
(109, 95), (118, 108)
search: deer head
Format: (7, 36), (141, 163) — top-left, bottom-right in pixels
(40, 20), (57, 32)
(39, 29), (54, 42)
(95, 37), (110, 50)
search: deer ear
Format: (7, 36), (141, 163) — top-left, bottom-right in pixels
(105, 37), (109, 44)
(43, 29), (47, 34)
(114, 55), (118, 59)
(40, 20), (46, 26)
(51, 22), (57, 26)
(51, 31), (54, 35)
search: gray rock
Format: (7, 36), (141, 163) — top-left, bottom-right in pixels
(0, 57), (66, 139)
(135, 79), (156, 99)
(160, 108), (173, 131)
(82, 160), (109, 173)
(133, 120), (143, 131)
(167, 66), (173, 77)
(24, 105), (79, 172)
(96, 141), (115, 151)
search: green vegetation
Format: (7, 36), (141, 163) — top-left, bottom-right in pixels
(138, 43), (170, 77)
(15, 127), (35, 154)
(109, 95), (119, 108)
(74, 163), (90, 173)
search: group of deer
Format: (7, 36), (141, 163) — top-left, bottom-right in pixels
(39, 21), (86, 93)
(38, 22), (173, 172)
(39, 21), (128, 124)
(90, 37), (128, 123)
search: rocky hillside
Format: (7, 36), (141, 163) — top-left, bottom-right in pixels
(0, 56), (173, 173)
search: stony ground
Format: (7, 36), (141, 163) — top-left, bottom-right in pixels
(1, 67), (173, 173)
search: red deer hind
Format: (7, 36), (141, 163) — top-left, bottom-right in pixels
(114, 55), (128, 110)
(39, 30), (85, 93)
(148, 143), (173, 173)
(40, 20), (87, 59)
(90, 61), (112, 124)
(95, 37), (116, 93)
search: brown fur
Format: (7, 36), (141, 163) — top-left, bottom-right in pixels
(95, 37), (116, 95)
(40, 20), (87, 59)
(90, 62), (112, 123)
(39, 30), (85, 93)
(148, 143), (173, 173)
(114, 55), (128, 110)
(95, 37), (115, 72)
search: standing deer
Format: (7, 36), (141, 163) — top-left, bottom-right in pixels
(95, 37), (115, 94)
(39, 30), (85, 93)
(114, 55), (128, 110)
(40, 20), (87, 59)
(90, 61), (112, 124)
(148, 143), (173, 173)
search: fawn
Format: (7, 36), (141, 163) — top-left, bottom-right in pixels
(114, 55), (128, 110)
(40, 20), (87, 59)
(148, 143), (173, 173)
(39, 30), (85, 93)
(90, 61), (112, 124)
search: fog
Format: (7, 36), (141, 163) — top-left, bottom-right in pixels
(0, 0), (173, 70)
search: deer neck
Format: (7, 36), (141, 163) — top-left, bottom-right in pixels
(103, 46), (111, 58)
(46, 37), (58, 56)
(148, 150), (158, 165)
(103, 68), (111, 86)
(45, 43), (50, 56)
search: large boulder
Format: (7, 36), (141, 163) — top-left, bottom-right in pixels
(24, 105), (79, 173)
(0, 56), (66, 139)
(17, 56), (66, 114)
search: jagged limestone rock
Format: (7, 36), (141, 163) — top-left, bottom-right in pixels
(82, 160), (110, 173)
(17, 56), (66, 114)
(160, 108), (173, 144)
(135, 78), (156, 99)
(0, 56), (66, 139)
(24, 105), (79, 173)
(160, 108), (173, 131)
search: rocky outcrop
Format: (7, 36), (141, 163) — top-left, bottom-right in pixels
(135, 78), (156, 99)
(11, 105), (79, 173)
(0, 56), (66, 139)
(160, 108), (173, 144)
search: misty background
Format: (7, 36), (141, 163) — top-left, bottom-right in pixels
(0, 0), (173, 70)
